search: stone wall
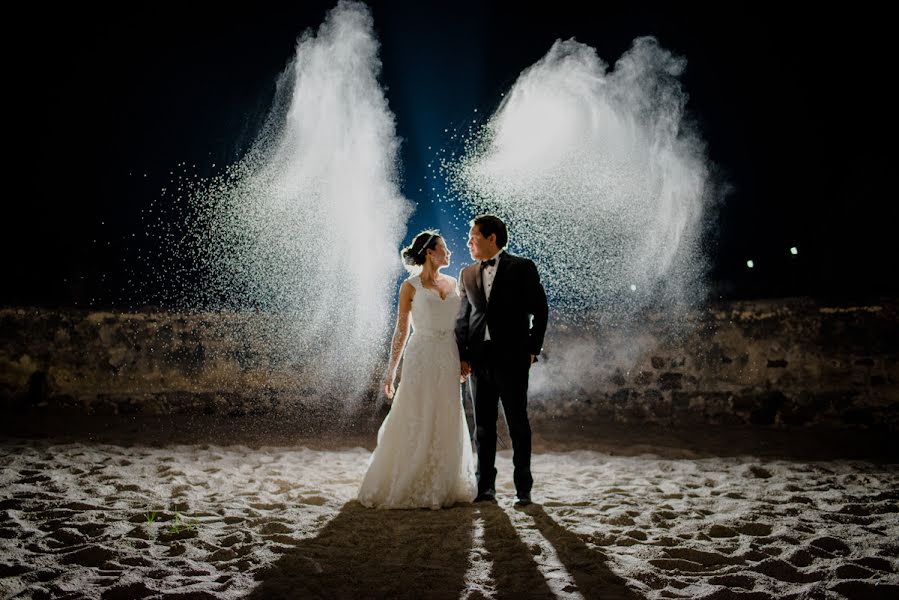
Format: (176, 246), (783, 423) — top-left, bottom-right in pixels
(530, 299), (898, 430)
(1, 299), (896, 430)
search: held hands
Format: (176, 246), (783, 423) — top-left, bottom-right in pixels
(460, 360), (471, 383)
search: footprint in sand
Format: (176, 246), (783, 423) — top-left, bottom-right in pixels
(18, 475), (51, 484)
(784, 548), (814, 567)
(0, 563), (31, 577)
(751, 558), (822, 583)
(71, 522), (107, 538)
(708, 574), (756, 588)
(147, 568), (173, 580)
(648, 558), (707, 572)
(605, 513), (635, 526)
(853, 557), (893, 572)
(746, 465), (773, 479)
(219, 533), (249, 547)
(207, 548), (238, 562)
(60, 546), (117, 568)
(664, 547), (740, 567)
(735, 522), (772, 536)
(651, 510), (677, 524)
(298, 495), (328, 506)
(835, 563), (876, 579)
(809, 536), (851, 556)
(46, 527), (87, 547)
(258, 522), (292, 535)
(115, 483), (143, 492)
(170, 484), (192, 496)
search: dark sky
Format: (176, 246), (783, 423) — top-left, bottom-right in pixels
(8, 2), (894, 309)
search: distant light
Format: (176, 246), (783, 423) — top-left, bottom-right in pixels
(746, 260), (755, 268)
(790, 247), (798, 255)
(630, 284), (637, 291)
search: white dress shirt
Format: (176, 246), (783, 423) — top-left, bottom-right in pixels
(481, 250), (502, 341)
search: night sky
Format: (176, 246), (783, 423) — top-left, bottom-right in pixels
(8, 2), (894, 309)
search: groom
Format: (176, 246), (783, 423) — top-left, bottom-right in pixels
(455, 215), (548, 505)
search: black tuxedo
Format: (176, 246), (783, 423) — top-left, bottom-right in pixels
(455, 251), (548, 497)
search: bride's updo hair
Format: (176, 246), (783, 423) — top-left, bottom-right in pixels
(401, 229), (441, 271)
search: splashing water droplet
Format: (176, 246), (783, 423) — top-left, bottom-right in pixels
(146, 1), (410, 402)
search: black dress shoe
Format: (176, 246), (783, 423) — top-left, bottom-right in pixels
(514, 494), (532, 506)
(474, 490), (496, 503)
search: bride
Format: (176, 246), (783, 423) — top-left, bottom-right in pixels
(358, 230), (477, 509)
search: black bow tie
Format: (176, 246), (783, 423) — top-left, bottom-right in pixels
(480, 258), (496, 269)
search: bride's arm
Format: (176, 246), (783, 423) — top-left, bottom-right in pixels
(383, 281), (414, 400)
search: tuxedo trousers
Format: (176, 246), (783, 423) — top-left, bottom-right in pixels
(469, 340), (533, 496)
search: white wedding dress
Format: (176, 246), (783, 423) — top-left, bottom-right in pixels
(358, 275), (477, 509)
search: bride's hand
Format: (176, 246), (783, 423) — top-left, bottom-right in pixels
(383, 376), (396, 402)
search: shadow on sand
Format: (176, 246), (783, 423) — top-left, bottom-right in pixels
(248, 499), (643, 599)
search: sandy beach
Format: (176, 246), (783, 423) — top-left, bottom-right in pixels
(1, 427), (897, 599)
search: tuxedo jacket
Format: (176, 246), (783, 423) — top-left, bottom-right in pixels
(455, 251), (548, 364)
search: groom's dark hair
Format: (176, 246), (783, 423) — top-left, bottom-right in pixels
(472, 215), (508, 249)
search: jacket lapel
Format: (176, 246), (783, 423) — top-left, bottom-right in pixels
(468, 263), (487, 309)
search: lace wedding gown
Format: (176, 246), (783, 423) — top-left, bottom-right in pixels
(358, 275), (477, 509)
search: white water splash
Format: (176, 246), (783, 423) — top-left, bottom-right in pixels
(443, 37), (715, 396)
(170, 1), (411, 397)
(447, 37), (711, 320)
